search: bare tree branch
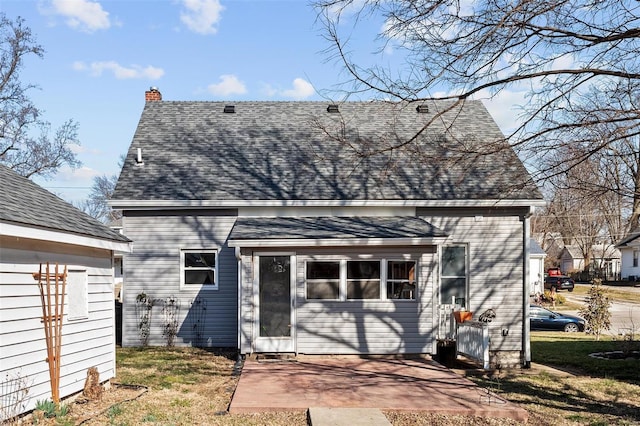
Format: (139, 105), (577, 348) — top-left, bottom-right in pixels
(0, 13), (80, 179)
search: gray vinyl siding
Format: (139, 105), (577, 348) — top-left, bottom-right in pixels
(240, 247), (437, 355)
(0, 237), (115, 418)
(418, 207), (527, 354)
(121, 212), (238, 347)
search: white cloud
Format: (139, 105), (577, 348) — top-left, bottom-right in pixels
(50, 0), (111, 32)
(281, 78), (315, 100)
(74, 61), (165, 80)
(261, 78), (316, 100)
(261, 84), (278, 97)
(61, 165), (102, 181)
(180, 0), (224, 35)
(207, 74), (247, 97)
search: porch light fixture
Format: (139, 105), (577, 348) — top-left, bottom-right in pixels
(223, 105), (235, 113)
(327, 104), (339, 113)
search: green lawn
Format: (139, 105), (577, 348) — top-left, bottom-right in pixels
(530, 332), (639, 383)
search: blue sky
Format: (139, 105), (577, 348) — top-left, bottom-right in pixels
(1, 0), (527, 204)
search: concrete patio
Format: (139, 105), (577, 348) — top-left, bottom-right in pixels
(229, 356), (528, 422)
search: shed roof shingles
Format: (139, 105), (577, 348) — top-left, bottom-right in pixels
(113, 101), (542, 202)
(229, 216), (448, 241)
(0, 165), (129, 243)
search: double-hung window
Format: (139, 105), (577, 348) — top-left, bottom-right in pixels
(441, 245), (467, 307)
(181, 250), (218, 290)
(634, 250), (639, 268)
(306, 261), (340, 300)
(387, 261), (416, 300)
(347, 261), (381, 300)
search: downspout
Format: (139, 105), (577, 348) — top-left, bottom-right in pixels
(523, 206), (534, 368)
(235, 246), (242, 354)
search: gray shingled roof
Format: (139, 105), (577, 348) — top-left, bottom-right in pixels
(530, 239), (546, 256)
(112, 100), (542, 203)
(616, 231), (640, 247)
(229, 216), (447, 241)
(0, 165), (130, 243)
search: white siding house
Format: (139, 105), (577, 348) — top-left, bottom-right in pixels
(111, 90), (545, 367)
(0, 165), (131, 419)
(617, 232), (640, 280)
(529, 239), (546, 296)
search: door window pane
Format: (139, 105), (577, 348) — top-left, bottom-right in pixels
(259, 256), (291, 337)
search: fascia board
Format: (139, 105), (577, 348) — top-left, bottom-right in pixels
(110, 199), (547, 210)
(1, 221), (133, 253)
(227, 236), (449, 248)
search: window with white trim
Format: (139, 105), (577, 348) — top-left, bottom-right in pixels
(441, 245), (467, 307)
(387, 261), (416, 300)
(306, 261), (340, 299)
(634, 249), (638, 268)
(305, 259), (417, 301)
(181, 250), (218, 290)
(347, 260), (381, 299)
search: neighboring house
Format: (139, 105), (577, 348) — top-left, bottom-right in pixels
(0, 165), (131, 418)
(560, 245), (585, 273)
(560, 244), (621, 280)
(529, 239), (546, 296)
(110, 89), (544, 367)
(616, 231), (640, 280)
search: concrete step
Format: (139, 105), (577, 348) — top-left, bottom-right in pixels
(308, 407), (391, 426)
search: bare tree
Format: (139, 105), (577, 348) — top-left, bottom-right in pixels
(78, 154), (125, 223)
(78, 173), (121, 224)
(0, 14), (80, 179)
(314, 0), (640, 228)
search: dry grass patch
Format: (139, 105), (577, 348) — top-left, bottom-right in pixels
(82, 348), (307, 426)
(65, 343), (640, 426)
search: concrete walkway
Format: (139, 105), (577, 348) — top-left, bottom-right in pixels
(229, 356), (528, 422)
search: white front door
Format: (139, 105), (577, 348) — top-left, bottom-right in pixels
(254, 255), (295, 352)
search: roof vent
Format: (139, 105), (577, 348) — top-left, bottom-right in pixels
(416, 104), (429, 113)
(327, 104), (339, 113)
(223, 105), (235, 113)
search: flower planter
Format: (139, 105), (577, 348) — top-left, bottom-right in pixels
(454, 311), (473, 323)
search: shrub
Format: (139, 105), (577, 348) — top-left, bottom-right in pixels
(578, 278), (611, 341)
(541, 290), (566, 306)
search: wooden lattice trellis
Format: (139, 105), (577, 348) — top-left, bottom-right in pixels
(32, 263), (67, 404)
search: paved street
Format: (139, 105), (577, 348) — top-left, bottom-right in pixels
(563, 284), (640, 336)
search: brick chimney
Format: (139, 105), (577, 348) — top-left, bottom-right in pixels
(145, 87), (162, 102)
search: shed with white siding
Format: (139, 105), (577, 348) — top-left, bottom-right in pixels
(0, 165), (131, 420)
(111, 91), (545, 367)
